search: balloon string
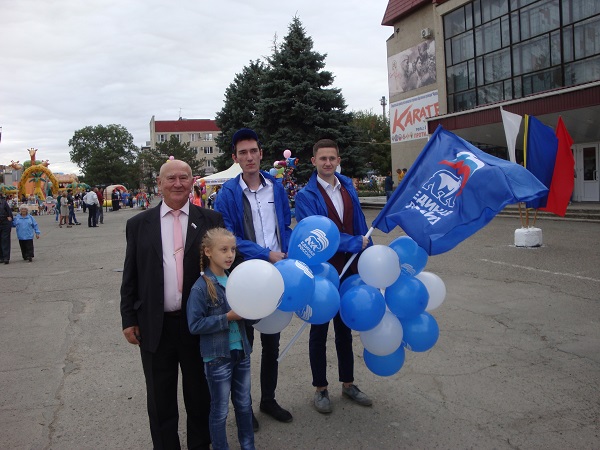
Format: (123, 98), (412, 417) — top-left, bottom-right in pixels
(278, 226), (375, 362)
(277, 321), (308, 362)
(339, 226), (374, 279)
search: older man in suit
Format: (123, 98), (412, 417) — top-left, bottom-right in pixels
(121, 159), (224, 450)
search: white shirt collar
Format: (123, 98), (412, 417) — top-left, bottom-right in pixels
(239, 173), (269, 192)
(316, 174), (341, 191)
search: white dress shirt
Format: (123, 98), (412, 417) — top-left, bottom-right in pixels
(239, 175), (280, 252)
(160, 201), (189, 312)
(316, 175), (344, 220)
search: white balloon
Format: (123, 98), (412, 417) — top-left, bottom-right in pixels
(360, 311), (403, 356)
(415, 271), (447, 311)
(357, 245), (401, 289)
(226, 260), (284, 319)
(253, 309), (294, 334)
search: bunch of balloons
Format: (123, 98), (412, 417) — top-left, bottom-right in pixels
(225, 214), (447, 379)
(226, 215), (342, 333)
(269, 149), (299, 207)
(194, 178), (208, 201)
(344, 236), (446, 377)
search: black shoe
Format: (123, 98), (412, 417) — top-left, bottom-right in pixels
(28, 257), (32, 262)
(259, 400), (293, 423)
(3, 260), (8, 264)
(252, 413), (259, 432)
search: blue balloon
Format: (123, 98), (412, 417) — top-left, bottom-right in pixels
(340, 285), (386, 331)
(269, 168), (278, 176)
(363, 346), (406, 377)
(274, 259), (315, 312)
(339, 274), (366, 298)
(309, 262), (340, 289)
(389, 236), (429, 276)
(401, 312), (439, 352)
(385, 274), (429, 320)
(288, 216), (340, 265)
(296, 276), (340, 325)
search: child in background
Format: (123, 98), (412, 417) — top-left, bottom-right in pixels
(187, 227), (255, 450)
(13, 205), (41, 262)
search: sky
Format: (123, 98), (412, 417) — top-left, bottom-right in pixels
(0, 0), (392, 175)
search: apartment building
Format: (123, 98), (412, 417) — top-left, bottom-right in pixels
(149, 116), (222, 174)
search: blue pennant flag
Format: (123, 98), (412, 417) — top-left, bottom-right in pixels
(373, 126), (548, 255)
(524, 115), (559, 209)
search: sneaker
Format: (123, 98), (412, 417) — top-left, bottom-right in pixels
(342, 384), (372, 406)
(313, 389), (332, 414)
(252, 413), (259, 432)
(260, 400), (293, 423)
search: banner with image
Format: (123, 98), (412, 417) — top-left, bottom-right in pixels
(388, 41), (436, 96)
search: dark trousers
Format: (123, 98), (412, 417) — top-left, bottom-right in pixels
(245, 325), (280, 403)
(96, 205), (103, 224)
(18, 239), (34, 259)
(0, 219), (11, 261)
(87, 204), (97, 227)
(309, 311), (354, 387)
(140, 315), (211, 450)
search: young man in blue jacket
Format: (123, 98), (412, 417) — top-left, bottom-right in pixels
(294, 138), (373, 414)
(214, 128), (293, 429)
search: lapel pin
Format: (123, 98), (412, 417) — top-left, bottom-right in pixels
(191, 223), (197, 229)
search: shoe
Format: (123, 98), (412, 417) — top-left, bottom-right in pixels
(67, 225), (72, 228)
(252, 413), (259, 432)
(313, 389), (332, 414)
(342, 384), (372, 406)
(28, 257), (32, 262)
(260, 400), (293, 422)
(75, 222), (81, 225)
(3, 260), (8, 265)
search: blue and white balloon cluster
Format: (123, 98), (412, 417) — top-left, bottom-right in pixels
(349, 237), (446, 377)
(226, 216), (446, 379)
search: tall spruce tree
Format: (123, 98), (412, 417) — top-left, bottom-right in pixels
(256, 16), (361, 182)
(214, 60), (267, 171)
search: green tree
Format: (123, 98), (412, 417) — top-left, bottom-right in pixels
(139, 135), (205, 184)
(255, 17), (360, 182)
(214, 60), (267, 171)
(69, 124), (139, 187)
(350, 110), (391, 176)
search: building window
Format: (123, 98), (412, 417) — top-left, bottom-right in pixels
(172, 134), (180, 142)
(157, 134), (167, 143)
(190, 133), (198, 142)
(204, 133), (213, 141)
(203, 146), (213, 154)
(444, 0), (600, 113)
(191, 147), (198, 154)
(205, 160), (213, 168)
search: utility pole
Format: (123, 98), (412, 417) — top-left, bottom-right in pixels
(380, 96), (387, 120)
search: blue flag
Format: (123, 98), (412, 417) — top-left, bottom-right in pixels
(524, 115), (559, 209)
(373, 126), (548, 255)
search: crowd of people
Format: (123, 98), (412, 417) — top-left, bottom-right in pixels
(120, 128), (375, 450)
(0, 187), (153, 264)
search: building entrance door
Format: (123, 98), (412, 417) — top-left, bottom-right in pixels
(575, 144), (599, 202)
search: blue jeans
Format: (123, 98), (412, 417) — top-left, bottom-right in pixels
(205, 350), (254, 450)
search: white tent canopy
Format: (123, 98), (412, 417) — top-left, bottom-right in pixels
(202, 163), (242, 185)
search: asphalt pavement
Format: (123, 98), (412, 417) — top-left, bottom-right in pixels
(0, 205), (598, 449)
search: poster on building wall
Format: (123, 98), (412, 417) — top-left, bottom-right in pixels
(390, 90), (439, 143)
(388, 41), (436, 96)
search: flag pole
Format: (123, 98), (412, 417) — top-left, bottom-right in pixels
(278, 226), (375, 362)
(518, 202), (525, 228)
(532, 209), (539, 227)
